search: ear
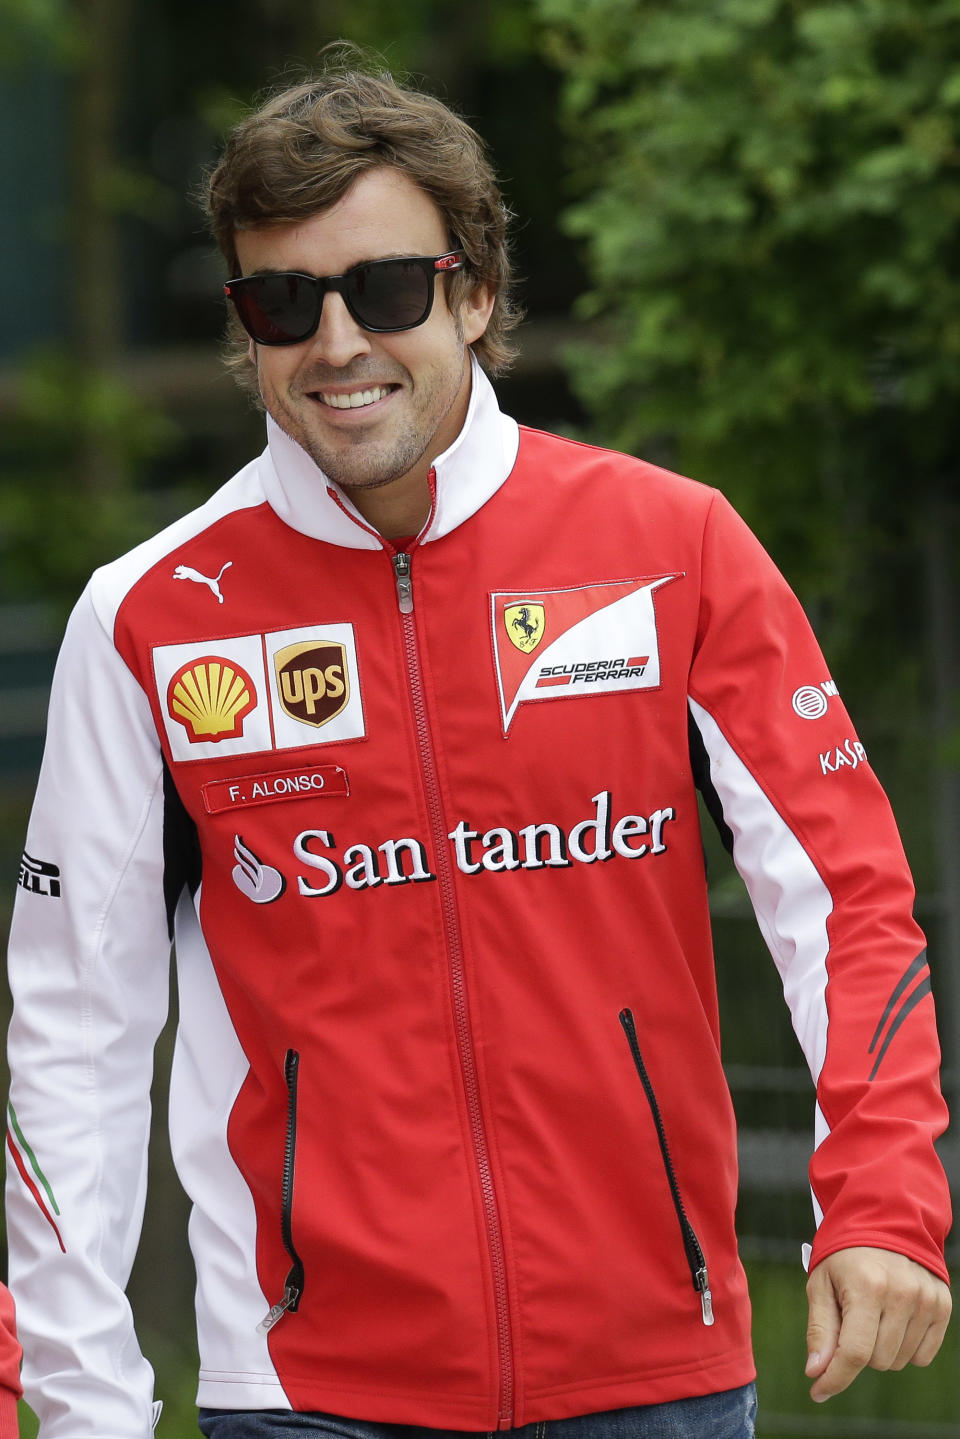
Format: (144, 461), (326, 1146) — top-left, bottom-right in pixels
(460, 282), (496, 346)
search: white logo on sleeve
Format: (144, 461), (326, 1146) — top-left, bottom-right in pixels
(232, 835), (286, 903)
(173, 561), (233, 603)
(792, 680), (839, 720)
(820, 738), (867, 775)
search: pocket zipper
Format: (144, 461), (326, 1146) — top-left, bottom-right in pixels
(257, 1048), (306, 1334)
(618, 1008), (715, 1326)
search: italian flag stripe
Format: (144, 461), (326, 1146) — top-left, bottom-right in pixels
(6, 1131), (65, 1253)
(7, 1101), (60, 1213)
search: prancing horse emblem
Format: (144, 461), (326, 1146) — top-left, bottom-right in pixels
(505, 602), (545, 654)
(173, 561), (233, 604)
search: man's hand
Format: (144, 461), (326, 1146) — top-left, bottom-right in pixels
(805, 1247), (951, 1402)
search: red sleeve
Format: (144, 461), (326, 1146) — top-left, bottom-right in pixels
(0, 1388), (19, 1439)
(0, 1285), (21, 1435)
(688, 491), (951, 1282)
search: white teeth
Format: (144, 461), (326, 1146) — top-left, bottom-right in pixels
(318, 386), (390, 409)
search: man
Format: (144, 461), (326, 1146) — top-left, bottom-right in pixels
(5, 59), (951, 1439)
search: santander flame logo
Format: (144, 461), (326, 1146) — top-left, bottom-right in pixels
(231, 835), (286, 904)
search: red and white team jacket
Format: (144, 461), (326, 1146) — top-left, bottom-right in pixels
(6, 363), (951, 1439)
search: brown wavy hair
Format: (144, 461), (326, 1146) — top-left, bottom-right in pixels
(203, 54), (521, 396)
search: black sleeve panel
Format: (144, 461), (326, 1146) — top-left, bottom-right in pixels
(688, 707), (735, 857)
(162, 759), (202, 939)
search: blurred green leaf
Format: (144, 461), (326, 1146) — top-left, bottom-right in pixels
(0, 0), (80, 65)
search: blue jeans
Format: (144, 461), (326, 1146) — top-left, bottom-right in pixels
(199, 1386), (757, 1439)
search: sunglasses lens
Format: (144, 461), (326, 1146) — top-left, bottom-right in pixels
(233, 274), (319, 344)
(229, 257), (452, 342)
(350, 259), (432, 331)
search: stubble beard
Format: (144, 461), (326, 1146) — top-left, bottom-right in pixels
(267, 339), (468, 497)
(303, 422), (430, 495)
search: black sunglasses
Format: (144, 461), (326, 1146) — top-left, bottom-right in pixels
(224, 250), (466, 346)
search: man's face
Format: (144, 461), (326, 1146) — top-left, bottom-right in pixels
(234, 167), (493, 512)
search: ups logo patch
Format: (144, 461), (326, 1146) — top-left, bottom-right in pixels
(274, 641), (349, 727)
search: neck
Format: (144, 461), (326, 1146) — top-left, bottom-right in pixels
(342, 355), (475, 539)
(340, 462), (434, 540)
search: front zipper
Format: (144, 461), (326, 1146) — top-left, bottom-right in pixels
(618, 1008), (715, 1326)
(393, 550), (414, 614)
(391, 545), (516, 1427)
(257, 1048), (306, 1334)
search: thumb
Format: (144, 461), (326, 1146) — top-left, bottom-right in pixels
(805, 1264), (842, 1377)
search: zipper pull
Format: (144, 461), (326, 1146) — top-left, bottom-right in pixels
(393, 552), (413, 614)
(256, 1284), (300, 1334)
(695, 1266), (714, 1326)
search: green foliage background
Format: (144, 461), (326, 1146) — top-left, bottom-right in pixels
(537, 0), (960, 664)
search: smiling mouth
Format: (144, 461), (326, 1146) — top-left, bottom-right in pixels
(312, 385), (397, 410)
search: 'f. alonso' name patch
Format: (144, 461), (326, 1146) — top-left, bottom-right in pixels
(491, 576), (679, 734)
(202, 764), (349, 814)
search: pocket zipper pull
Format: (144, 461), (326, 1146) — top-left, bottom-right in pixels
(256, 1284), (300, 1334)
(695, 1266), (714, 1326)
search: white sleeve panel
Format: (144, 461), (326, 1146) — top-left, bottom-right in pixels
(6, 585), (172, 1439)
(168, 891), (288, 1404)
(688, 697), (833, 1085)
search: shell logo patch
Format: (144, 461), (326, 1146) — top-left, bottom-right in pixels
(491, 576), (680, 734)
(154, 635), (272, 762)
(167, 656), (257, 743)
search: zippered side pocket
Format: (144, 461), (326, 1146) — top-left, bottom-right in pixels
(257, 1048), (306, 1334)
(618, 1008), (715, 1326)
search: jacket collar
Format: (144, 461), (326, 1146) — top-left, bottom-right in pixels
(258, 355), (520, 551)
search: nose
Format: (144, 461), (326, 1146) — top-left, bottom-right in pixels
(305, 288), (372, 368)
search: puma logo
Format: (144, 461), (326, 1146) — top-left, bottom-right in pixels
(173, 561), (233, 603)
